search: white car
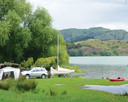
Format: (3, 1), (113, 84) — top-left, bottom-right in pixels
(21, 67), (48, 79)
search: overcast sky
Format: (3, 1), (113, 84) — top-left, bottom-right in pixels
(27, 0), (128, 31)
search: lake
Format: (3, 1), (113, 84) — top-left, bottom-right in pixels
(69, 56), (128, 80)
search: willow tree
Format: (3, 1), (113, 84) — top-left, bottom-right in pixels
(0, 0), (69, 65)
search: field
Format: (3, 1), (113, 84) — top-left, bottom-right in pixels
(0, 77), (128, 102)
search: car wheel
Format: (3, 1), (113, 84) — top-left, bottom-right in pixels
(26, 75), (30, 79)
(41, 74), (46, 79)
(58, 74), (61, 77)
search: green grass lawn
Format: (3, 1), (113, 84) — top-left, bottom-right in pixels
(0, 77), (128, 102)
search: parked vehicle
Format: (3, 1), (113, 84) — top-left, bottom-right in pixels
(21, 67), (48, 79)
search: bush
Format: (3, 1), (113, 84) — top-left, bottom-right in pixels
(0, 78), (14, 90)
(16, 80), (37, 91)
(0, 81), (10, 90)
(0, 76), (37, 92)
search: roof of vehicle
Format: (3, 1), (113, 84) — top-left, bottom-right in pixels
(31, 67), (46, 70)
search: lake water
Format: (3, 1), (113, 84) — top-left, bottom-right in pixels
(83, 84), (128, 94)
(70, 56), (128, 65)
(69, 56), (128, 79)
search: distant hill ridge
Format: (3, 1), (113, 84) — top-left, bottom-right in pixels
(66, 39), (128, 56)
(60, 27), (128, 42)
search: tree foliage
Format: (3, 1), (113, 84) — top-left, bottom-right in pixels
(32, 56), (57, 70)
(0, 0), (69, 65)
(19, 57), (34, 68)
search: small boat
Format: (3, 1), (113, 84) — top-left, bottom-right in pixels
(109, 77), (125, 81)
(50, 66), (75, 75)
(52, 34), (74, 76)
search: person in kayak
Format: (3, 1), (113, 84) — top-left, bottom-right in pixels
(117, 77), (120, 79)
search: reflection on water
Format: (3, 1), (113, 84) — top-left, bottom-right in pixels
(70, 65), (128, 80)
(83, 84), (128, 94)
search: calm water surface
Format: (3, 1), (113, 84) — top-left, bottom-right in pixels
(69, 56), (128, 79)
(83, 84), (128, 94)
(70, 56), (128, 65)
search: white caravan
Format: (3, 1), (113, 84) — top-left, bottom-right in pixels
(0, 67), (21, 80)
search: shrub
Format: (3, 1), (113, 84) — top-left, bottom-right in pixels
(0, 77), (37, 92)
(16, 80), (37, 91)
(0, 81), (10, 90)
(0, 78), (14, 90)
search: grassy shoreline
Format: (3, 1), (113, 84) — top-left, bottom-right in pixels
(0, 78), (128, 102)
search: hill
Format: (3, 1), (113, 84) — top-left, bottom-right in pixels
(60, 27), (128, 42)
(67, 39), (128, 56)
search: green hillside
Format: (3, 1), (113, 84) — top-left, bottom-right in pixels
(60, 27), (128, 42)
(67, 39), (128, 56)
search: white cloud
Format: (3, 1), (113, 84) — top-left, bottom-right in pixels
(27, 0), (128, 31)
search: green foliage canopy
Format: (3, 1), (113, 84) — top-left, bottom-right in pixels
(32, 56), (57, 70)
(19, 57), (34, 68)
(0, 0), (69, 65)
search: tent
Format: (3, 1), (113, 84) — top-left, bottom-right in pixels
(0, 67), (21, 80)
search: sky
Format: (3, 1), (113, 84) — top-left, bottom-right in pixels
(27, 0), (128, 31)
